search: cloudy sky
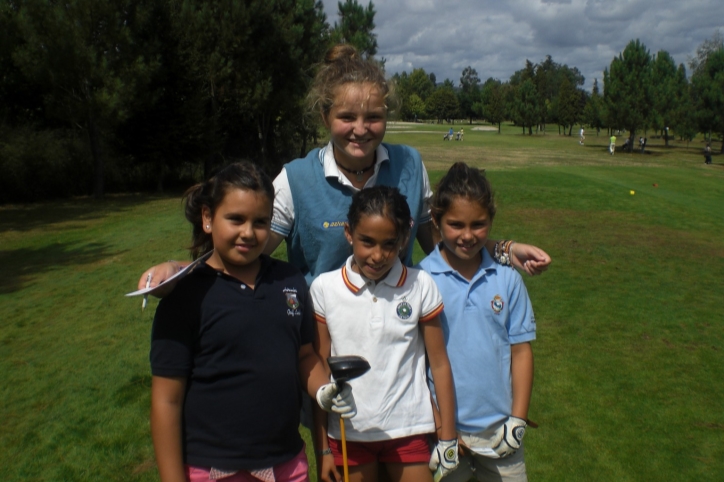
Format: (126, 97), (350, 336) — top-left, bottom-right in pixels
(320, 0), (724, 91)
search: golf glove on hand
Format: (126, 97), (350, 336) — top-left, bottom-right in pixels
(429, 438), (459, 479)
(316, 383), (357, 419)
(491, 416), (527, 458)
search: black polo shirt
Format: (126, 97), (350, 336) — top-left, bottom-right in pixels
(150, 255), (314, 470)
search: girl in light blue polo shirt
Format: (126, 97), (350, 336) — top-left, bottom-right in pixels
(419, 162), (537, 482)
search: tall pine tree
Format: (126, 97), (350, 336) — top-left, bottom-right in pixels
(330, 0), (377, 58)
(691, 48), (724, 152)
(458, 66), (481, 124)
(480, 78), (505, 133)
(171, 0), (329, 176)
(13, 0), (160, 197)
(650, 50), (681, 147)
(604, 39), (653, 149)
(583, 79), (604, 135)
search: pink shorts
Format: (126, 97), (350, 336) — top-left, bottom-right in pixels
(328, 434), (431, 466)
(185, 448), (308, 482)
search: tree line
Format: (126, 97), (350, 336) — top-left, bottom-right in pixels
(392, 34), (724, 153)
(1, 0), (381, 202)
(1, 0), (722, 204)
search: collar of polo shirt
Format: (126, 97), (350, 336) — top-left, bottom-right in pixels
(341, 255), (407, 293)
(319, 142), (390, 185)
(425, 243), (497, 281)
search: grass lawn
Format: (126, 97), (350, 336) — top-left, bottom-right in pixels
(1, 123), (723, 481)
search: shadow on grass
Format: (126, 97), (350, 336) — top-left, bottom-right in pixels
(114, 374), (152, 407)
(608, 149), (682, 158)
(0, 193), (179, 233)
(580, 142), (707, 155)
(0, 241), (113, 294)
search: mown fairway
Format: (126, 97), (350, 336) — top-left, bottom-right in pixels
(1, 123), (723, 481)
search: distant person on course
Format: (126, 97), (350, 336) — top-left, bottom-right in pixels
(579, 128), (585, 145)
(445, 126), (454, 141)
(610, 134), (617, 155)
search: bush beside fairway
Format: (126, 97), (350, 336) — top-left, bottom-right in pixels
(1, 125), (722, 481)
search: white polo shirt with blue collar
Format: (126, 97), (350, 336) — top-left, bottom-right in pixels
(310, 255), (443, 442)
(418, 245), (536, 433)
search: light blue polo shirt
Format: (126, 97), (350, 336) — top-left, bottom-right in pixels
(418, 245), (536, 433)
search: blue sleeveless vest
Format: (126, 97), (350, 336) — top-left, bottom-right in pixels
(285, 143), (425, 284)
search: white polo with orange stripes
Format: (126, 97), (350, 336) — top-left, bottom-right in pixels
(310, 255), (444, 442)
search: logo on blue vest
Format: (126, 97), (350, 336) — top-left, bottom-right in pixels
(322, 221), (346, 229)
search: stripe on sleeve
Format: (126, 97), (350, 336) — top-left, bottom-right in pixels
(419, 302), (444, 323)
(270, 222), (291, 237)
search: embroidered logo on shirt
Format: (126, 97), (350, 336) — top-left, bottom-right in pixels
(284, 288), (301, 316)
(322, 221), (346, 229)
(286, 293), (299, 310)
(396, 299), (413, 319)
(491, 295), (504, 314)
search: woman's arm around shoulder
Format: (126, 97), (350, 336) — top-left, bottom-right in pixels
(511, 242), (551, 276)
(483, 240), (552, 276)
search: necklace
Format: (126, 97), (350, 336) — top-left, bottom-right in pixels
(336, 154), (376, 182)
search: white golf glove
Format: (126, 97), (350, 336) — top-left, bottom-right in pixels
(429, 438), (459, 481)
(491, 416), (527, 458)
(316, 383), (357, 419)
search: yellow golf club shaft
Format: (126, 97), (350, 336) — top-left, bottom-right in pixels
(340, 417), (349, 482)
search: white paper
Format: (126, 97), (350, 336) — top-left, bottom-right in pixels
(125, 251), (213, 297)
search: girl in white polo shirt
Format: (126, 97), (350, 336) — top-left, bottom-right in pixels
(311, 186), (458, 482)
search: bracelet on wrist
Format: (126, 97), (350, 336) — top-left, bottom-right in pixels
(504, 240), (514, 254)
(494, 240), (513, 267)
(503, 240), (513, 265)
(315, 448), (332, 456)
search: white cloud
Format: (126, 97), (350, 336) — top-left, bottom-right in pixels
(320, 0), (724, 90)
